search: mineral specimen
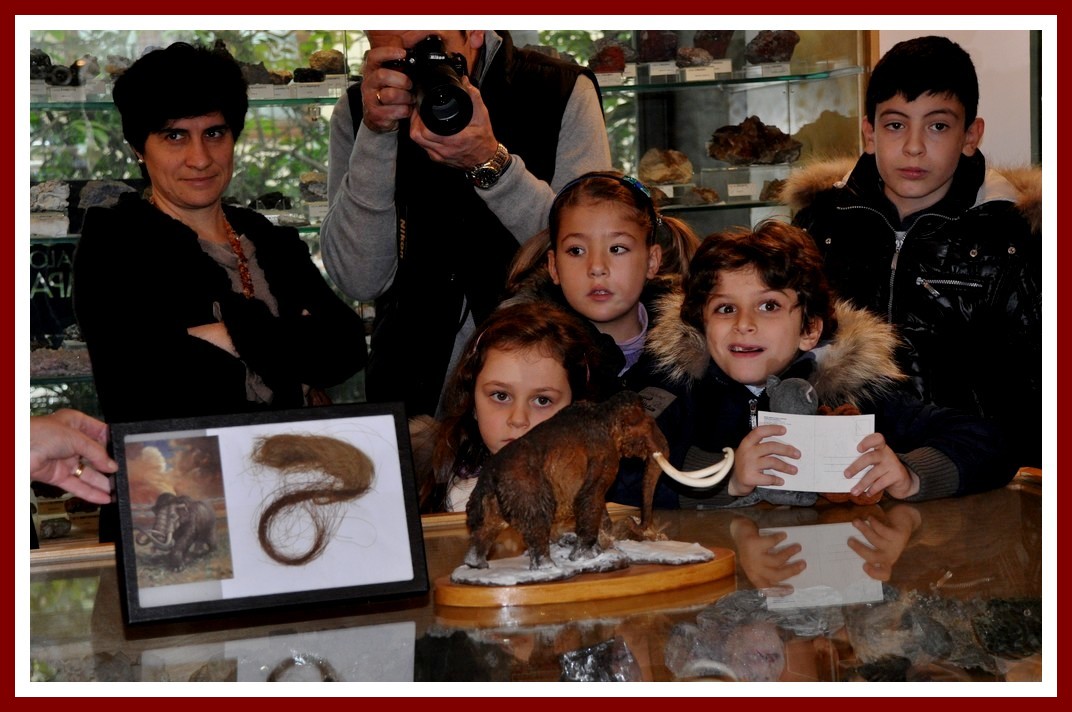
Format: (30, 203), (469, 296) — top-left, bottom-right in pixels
(30, 49), (52, 79)
(760, 178), (787, 201)
(78, 180), (136, 210)
(679, 186), (721, 206)
(589, 45), (626, 73)
(637, 30), (678, 62)
(299, 171), (328, 203)
(250, 191), (292, 210)
(240, 61), (274, 85)
(745, 30), (801, 64)
(707, 116), (803, 165)
(693, 30), (735, 60)
(30, 180), (70, 212)
(309, 49), (346, 75)
(676, 47), (713, 68)
(638, 148), (694, 185)
(292, 67), (325, 83)
(104, 55), (132, 78)
(559, 636), (642, 682)
(594, 37), (637, 63)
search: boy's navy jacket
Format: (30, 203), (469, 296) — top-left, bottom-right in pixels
(782, 152), (1042, 470)
(643, 293), (1014, 507)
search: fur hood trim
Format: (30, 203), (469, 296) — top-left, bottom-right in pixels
(779, 157), (1042, 233)
(778, 157), (856, 214)
(647, 291), (907, 407)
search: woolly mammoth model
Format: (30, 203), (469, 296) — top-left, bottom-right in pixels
(463, 390), (733, 570)
(134, 492), (217, 570)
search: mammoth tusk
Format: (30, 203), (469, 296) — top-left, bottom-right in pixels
(652, 449), (734, 489)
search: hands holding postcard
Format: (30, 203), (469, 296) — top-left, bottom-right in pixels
(743, 412), (920, 500)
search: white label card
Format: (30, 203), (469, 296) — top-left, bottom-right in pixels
(727, 182), (757, 198)
(647, 61), (678, 77)
(680, 66), (716, 82)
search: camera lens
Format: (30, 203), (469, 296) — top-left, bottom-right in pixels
(419, 81), (473, 136)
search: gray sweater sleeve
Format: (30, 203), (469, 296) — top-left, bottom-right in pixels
(319, 73), (612, 303)
(320, 93), (400, 302)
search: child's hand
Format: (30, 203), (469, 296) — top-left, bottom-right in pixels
(730, 516), (805, 592)
(845, 433), (920, 500)
(728, 424), (800, 496)
(846, 504), (922, 581)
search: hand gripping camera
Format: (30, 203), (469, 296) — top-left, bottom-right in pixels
(383, 35), (473, 136)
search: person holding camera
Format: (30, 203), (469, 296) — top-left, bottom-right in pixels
(321, 30), (612, 418)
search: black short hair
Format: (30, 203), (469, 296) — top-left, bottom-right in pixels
(865, 35), (979, 127)
(112, 42), (248, 154)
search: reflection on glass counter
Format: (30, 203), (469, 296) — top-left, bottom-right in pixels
(27, 482), (1044, 684)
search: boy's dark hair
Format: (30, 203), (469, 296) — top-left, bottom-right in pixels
(681, 219), (836, 340)
(865, 35), (979, 127)
(112, 41), (248, 154)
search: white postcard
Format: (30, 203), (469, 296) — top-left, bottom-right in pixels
(759, 521), (883, 610)
(756, 411), (875, 493)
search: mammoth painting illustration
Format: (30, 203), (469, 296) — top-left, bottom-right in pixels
(464, 390), (733, 570)
(134, 492), (217, 571)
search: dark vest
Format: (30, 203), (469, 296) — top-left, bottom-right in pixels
(362, 32), (601, 416)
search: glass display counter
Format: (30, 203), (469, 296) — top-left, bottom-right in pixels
(27, 477), (1044, 685)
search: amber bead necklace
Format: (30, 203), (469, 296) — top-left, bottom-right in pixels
(149, 193), (255, 299)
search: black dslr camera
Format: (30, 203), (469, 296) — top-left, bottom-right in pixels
(382, 34), (473, 136)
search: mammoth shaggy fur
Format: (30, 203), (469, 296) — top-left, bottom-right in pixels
(463, 390), (667, 570)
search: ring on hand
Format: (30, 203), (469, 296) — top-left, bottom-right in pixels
(375, 90), (384, 105)
(72, 461), (85, 479)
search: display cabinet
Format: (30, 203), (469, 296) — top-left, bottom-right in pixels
(587, 29), (868, 236)
(26, 28), (868, 546)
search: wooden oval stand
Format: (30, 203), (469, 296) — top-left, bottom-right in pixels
(434, 546), (735, 608)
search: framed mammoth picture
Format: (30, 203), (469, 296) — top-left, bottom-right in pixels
(109, 402), (429, 624)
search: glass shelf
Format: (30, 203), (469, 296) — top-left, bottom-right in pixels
(30, 95), (343, 112)
(661, 199), (779, 214)
(600, 64), (864, 94)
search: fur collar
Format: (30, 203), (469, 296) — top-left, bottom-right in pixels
(646, 291), (907, 407)
(779, 156), (1042, 233)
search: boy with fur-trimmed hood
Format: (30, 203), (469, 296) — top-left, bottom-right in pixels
(645, 220), (1013, 508)
(782, 35), (1041, 470)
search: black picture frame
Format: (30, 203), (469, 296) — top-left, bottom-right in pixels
(109, 402), (429, 624)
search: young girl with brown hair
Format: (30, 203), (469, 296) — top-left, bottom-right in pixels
(428, 300), (603, 512)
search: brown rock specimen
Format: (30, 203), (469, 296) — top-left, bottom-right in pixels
(744, 30), (801, 64)
(589, 45), (626, 73)
(309, 49), (346, 74)
(676, 47), (713, 68)
(707, 116), (803, 165)
(693, 30), (735, 60)
(638, 148), (694, 185)
(637, 30), (678, 62)
(679, 186), (722, 205)
(759, 178), (787, 201)
(595, 37), (637, 62)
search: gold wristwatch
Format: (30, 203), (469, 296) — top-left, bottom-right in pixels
(465, 142), (512, 189)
